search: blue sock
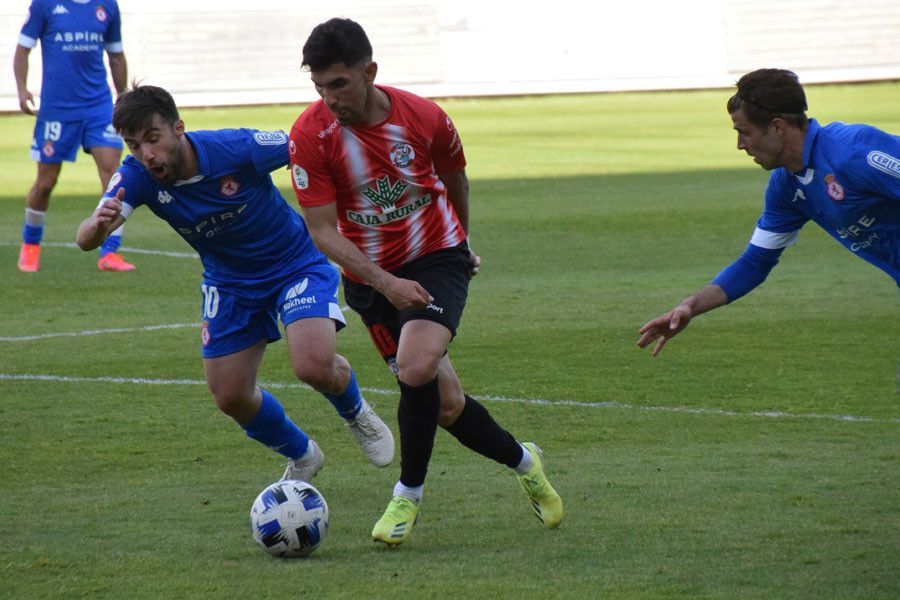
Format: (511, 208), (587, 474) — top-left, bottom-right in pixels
(23, 224), (43, 245)
(323, 370), (363, 420)
(243, 389), (309, 460)
(99, 234), (122, 257)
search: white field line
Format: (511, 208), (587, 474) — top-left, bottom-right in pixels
(0, 322), (200, 342)
(1, 240), (200, 259)
(0, 372), (897, 425)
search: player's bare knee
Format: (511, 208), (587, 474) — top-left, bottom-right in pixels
(396, 358), (439, 387)
(292, 358), (334, 392)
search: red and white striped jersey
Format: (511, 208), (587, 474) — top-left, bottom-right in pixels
(289, 85), (467, 282)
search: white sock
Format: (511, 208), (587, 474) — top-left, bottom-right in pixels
(393, 481), (423, 503)
(110, 223), (125, 237)
(514, 443), (533, 475)
(25, 208), (46, 227)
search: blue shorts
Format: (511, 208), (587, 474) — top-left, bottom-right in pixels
(30, 108), (122, 164)
(199, 260), (347, 359)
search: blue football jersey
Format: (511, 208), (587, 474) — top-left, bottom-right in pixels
(109, 128), (325, 286)
(19, 0), (122, 119)
(749, 119), (900, 284)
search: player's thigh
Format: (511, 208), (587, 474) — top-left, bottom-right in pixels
(396, 319), (453, 384)
(284, 317), (338, 375)
(83, 114), (123, 178)
(203, 338), (267, 401)
(395, 243), (470, 338)
(343, 277), (402, 376)
(31, 117), (83, 163)
(88, 146), (123, 186)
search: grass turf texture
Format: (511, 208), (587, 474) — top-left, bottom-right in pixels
(1, 83), (898, 599)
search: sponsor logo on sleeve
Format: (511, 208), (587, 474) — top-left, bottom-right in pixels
(867, 150), (900, 179)
(825, 174), (844, 201)
(292, 164), (309, 190)
(253, 130), (288, 145)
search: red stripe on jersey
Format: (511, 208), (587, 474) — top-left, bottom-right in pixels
(289, 86), (467, 281)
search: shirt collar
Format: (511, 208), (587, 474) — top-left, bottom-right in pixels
(800, 118), (821, 170)
(174, 132), (206, 186)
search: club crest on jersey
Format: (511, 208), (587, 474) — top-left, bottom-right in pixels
(220, 176), (240, 197)
(289, 139), (297, 155)
(390, 143), (415, 168)
(96, 5), (107, 21)
(42, 140), (54, 157)
(363, 175), (409, 212)
(825, 174), (844, 201)
(292, 164), (308, 189)
(106, 172), (122, 192)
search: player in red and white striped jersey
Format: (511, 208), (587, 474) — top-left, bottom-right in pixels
(289, 18), (563, 546)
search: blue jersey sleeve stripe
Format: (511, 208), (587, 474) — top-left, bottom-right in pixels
(18, 33), (37, 48)
(750, 227), (799, 249)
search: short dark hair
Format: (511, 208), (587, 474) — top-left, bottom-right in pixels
(301, 18), (372, 71)
(726, 68), (809, 129)
(112, 84), (180, 135)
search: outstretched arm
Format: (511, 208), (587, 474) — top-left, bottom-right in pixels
(637, 243), (784, 355)
(77, 188), (127, 251)
(301, 202), (433, 310)
(636, 284), (728, 356)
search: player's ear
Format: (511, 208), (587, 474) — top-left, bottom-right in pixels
(173, 119), (185, 136)
(363, 61), (378, 85)
(770, 117), (788, 136)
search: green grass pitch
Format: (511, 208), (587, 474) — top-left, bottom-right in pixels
(1, 82), (898, 598)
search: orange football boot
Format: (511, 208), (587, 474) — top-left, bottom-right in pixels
(97, 252), (136, 272)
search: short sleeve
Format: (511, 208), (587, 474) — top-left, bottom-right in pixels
(431, 108), (466, 174)
(245, 129), (290, 175)
(19, 0), (45, 47)
(288, 124), (337, 208)
(105, 2), (123, 52)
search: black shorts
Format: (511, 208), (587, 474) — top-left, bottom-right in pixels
(343, 242), (471, 368)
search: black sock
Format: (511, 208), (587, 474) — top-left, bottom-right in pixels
(397, 377), (441, 487)
(444, 395), (524, 469)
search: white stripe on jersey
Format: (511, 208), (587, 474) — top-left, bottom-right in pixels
(342, 128), (382, 264)
(18, 34), (37, 49)
(750, 227), (799, 249)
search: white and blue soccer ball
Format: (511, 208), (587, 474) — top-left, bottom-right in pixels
(250, 480), (329, 558)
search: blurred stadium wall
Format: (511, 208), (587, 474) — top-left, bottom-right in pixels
(2, 0), (898, 111)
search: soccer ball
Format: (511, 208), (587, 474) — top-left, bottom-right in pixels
(250, 480), (329, 558)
